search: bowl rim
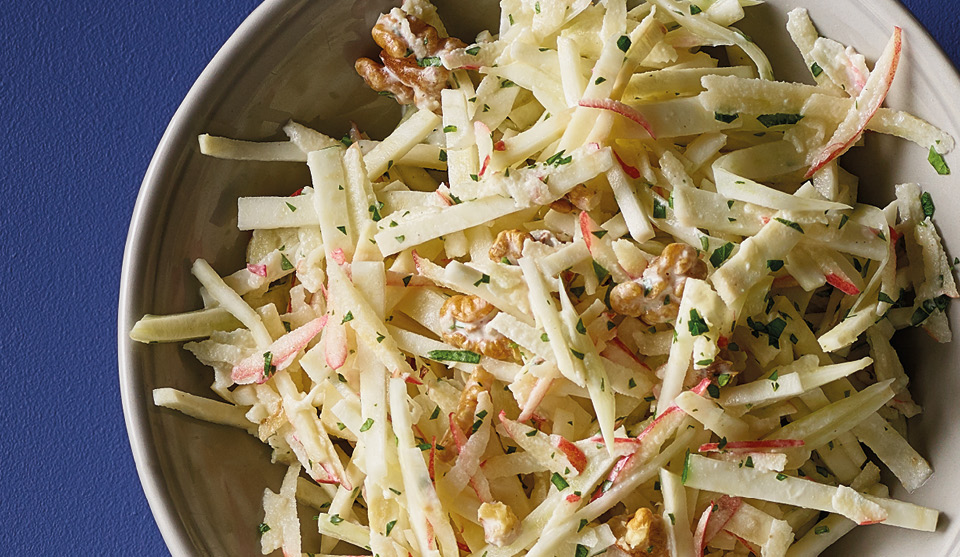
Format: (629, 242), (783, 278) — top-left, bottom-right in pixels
(117, 0), (300, 553)
(117, 0), (960, 555)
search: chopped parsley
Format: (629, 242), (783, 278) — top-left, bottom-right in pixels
(774, 217), (804, 233)
(688, 309), (710, 336)
(811, 62), (823, 77)
(714, 112), (739, 124)
(710, 242), (735, 268)
(417, 56), (442, 67)
(617, 35), (632, 53)
(929, 146), (950, 175)
(359, 418), (374, 432)
(756, 113), (804, 128)
(653, 198), (667, 219)
(428, 349), (482, 364)
(550, 472), (570, 491)
(280, 253), (294, 270)
(341, 311), (354, 324)
(920, 191), (936, 219)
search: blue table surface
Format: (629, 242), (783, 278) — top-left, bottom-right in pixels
(1, 0), (956, 553)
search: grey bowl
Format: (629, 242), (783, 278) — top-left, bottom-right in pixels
(119, 0), (960, 555)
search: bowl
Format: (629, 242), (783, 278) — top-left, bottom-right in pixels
(118, 0), (960, 555)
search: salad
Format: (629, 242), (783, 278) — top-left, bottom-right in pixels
(131, 0), (958, 555)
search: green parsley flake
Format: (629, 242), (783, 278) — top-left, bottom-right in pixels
(767, 259), (784, 272)
(359, 418), (374, 432)
(570, 349), (586, 360)
(336, 225), (347, 235)
(756, 113), (804, 128)
(341, 311), (354, 324)
(690, 4), (702, 14)
(593, 261), (610, 283)
(811, 62), (823, 77)
(815, 525), (831, 535)
(258, 522), (270, 535)
(285, 201), (297, 212)
(929, 146), (950, 175)
(465, 45), (480, 56)
(681, 449), (692, 484)
(710, 242), (735, 268)
(443, 124), (458, 133)
(473, 273), (491, 287)
(714, 112), (739, 124)
(576, 318), (587, 335)
(617, 35), (632, 52)
(920, 191), (936, 219)
(385, 519), (397, 536)
(430, 406), (441, 420)
(545, 149), (573, 166)
(653, 198), (667, 218)
(551, 472), (570, 491)
(575, 544), (589, 557)
(280, 253), (294, 270)
(427, 349), (481, 364)
(774, 217), (804, 233)
(418, 56), (441, 67)
(717, 373), (731, 387)
(263, 351), (276, 378)
(329, 514), (344, 525)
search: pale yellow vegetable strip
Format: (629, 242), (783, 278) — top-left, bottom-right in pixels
(674, 390), (750, 441)
(711, 218), (803, 305)
(309, 148), (356, 259)
(364, 109), (442, 180)
(191, 258), (272, 348)
(130, 308), (242, 343)
(357, 140), (447, 170)
(327, 262), (413, 377)
(652, 0), (773, 80)
(152, 388), (253, 433)
(237, 194), (319, 230)
(283, 120), (340, 152)
(852, 413), (933, 493)
(683, 455), (937, 531)
(376, 196), (518, 256)
(198, 134), (306, 161)
(765, 380), (895, 451)
(389, 377), (456, 557)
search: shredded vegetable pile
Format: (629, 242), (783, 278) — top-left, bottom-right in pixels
(132, 0), (959, 555)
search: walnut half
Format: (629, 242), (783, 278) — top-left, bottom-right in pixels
(355, 8), (466, 112)
(439, 294), (515, 361)
(615, 508), (669, 557)
(610, 243), (707, 325)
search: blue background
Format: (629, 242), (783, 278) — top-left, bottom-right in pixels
(0, 0), (955, 554)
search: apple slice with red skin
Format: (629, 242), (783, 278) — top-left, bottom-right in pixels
(805, 27), (902, 179)
(579, 99), (657, 139)
(232, 316), (328, 384)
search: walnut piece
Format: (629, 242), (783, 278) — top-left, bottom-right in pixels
(489, 229), (532, 264)
(440, 294), (515, 360)
(615, 508), (669, 557)
(610, 243), (707, 325)
(452, 366), (495, 438)
(549, 184), (599, 213)
(355, 8), (466, 112)
(478, 501), (521, 547)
